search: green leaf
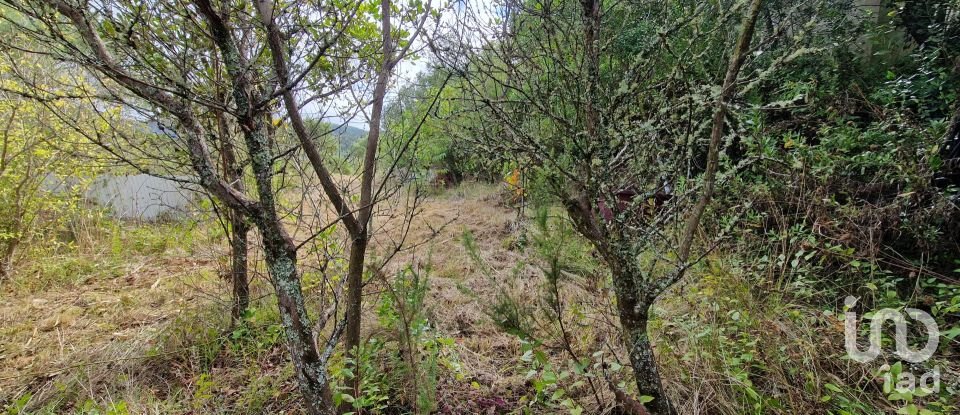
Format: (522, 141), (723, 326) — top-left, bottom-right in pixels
(551, 390), (564, 401)
(942, 327), (960, 340)
(891, 361), (903, 377)
(897, 404), (919, 415)
(888, 391), (911, 401)
(542, 370), (557, 384)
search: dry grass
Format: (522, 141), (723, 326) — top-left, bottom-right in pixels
(0, 183), (541, 413)
(365, 183), (541, 411)
(0, 221), (242, 412)
(0, 182), (927, 414)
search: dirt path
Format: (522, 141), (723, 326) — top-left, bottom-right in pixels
(376, 184), (535, 398)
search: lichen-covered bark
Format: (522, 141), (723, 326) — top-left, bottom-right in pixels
(247, 123), (335, 415)
(192, 4), (337, 410)
(268, 253), (336, 415)
(607, 256), (675, 415)
(565, 197), (673, 413)
(625, 323), (668, 414)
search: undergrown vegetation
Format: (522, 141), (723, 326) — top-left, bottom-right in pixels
(2, 0), (960, 414)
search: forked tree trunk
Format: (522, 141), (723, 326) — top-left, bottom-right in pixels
(40, 1), (338, 413)
(566, 198), (673, 413)
(574, 0), (676, 404)
(608, 259), (673, 415)
(252, 3), (364, 412)
(619, 2), (763, 413)
(208, 4), (335, 401)
(239, 97), (334, 415)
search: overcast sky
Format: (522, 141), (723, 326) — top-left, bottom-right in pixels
(324, 0), (499, 129)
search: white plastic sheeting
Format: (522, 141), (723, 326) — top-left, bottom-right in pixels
(85, 175), (196, 221)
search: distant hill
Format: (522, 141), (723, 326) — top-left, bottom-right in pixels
(333, 124), (368, 155)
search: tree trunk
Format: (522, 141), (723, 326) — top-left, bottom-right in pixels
(251, 3), (364, 411)
(264, 243), (337, 415)
(609, 259), (675, 415)
(343, 0), (394, 405)
(343, 233), (368, 402)
(229, 213), (249, 321)
(621, 314), (670, 414)
(563, 202), (673, 413)
(250, 124), (336, 415)
(215, 97), (249, 323)
(0, 238), (16, 280)
(42, 1), (337, 413)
